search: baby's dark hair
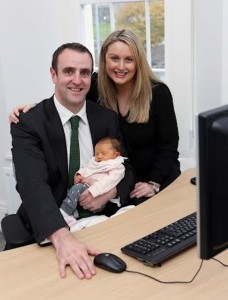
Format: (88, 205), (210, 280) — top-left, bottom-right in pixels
(97, 137), (122, 154)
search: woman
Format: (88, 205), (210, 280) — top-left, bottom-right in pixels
(9, 29), (180, 202)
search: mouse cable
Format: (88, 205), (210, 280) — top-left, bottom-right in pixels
(212, 257), (228, 267)
(125, 259), (203, 284)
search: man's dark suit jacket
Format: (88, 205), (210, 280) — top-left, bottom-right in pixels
(11, 97), (135, 243)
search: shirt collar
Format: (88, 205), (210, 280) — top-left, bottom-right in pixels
(53, 95), (88, 125)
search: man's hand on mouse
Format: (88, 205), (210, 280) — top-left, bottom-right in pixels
(94, 253), (127, 273)
(49, 228), (101, 279)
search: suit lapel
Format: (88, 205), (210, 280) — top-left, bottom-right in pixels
(86, 101), (99, 148)
(43, 98), (68, 183)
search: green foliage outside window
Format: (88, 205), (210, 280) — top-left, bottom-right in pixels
(93, 1), (164, 48)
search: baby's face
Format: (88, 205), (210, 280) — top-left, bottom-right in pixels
(95, 142), (119, 162)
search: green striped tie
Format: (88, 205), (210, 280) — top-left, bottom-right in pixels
(68, 116), (80, 188)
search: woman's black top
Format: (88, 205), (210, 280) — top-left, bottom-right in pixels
(87, 73), (180, 190)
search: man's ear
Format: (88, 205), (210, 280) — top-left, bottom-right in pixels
(50, 67), (57, 83)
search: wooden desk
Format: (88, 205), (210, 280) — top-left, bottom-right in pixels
(0, 169), (227, 300)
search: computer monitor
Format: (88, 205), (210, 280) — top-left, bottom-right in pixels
(197, 104), (228, 259)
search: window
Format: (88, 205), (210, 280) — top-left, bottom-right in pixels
(80, 0), (165, 79)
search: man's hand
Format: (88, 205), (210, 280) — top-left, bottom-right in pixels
(79, 188), (117, 211)
(49, 228), (100, 279)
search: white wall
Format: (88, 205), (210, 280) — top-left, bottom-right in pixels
(222, 1), (228, 104)
(0, 0), (228, 218)
(0, 0), (81, 218)
(166, 0), (227, 166)
(165, 0), (194, 160)
(193, 0), (223, 114)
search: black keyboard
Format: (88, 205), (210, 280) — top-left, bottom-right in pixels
(121, 212), (197, 266)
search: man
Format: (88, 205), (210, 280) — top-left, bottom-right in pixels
(10, 43), (135, 279)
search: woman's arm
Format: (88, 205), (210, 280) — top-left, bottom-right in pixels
(9, 103), (36, 123)
(150, 83), (180, 186)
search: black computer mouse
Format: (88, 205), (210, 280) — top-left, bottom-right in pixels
(94, 253), (127, 273)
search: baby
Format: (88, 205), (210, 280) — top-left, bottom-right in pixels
(60, 137), (126, 225)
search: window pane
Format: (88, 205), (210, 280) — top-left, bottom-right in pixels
(115, 2), (146, 35)
(150, 0), (164, 69)
(92, 3), (111, 66)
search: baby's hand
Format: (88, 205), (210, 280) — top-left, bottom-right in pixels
(74, 173), (83, 183)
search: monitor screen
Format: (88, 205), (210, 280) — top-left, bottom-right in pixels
(197, 104), (228, 259)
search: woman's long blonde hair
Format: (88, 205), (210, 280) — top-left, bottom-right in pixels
(98, 29), (161, 123)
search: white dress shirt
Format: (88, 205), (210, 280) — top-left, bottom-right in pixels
(53, 97), (94, 169)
